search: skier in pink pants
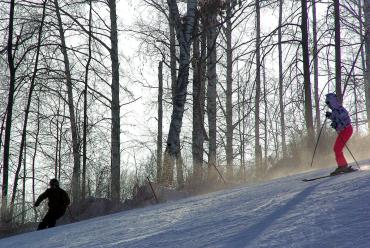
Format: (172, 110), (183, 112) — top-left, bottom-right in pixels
(325, 93), (355, 175)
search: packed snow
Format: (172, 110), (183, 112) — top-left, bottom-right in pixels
(2, 161), (370, 248)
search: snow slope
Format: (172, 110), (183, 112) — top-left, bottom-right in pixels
(2, 162), (370, 248)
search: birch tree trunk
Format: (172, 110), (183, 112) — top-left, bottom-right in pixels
(54, 0), (81, 203)
(108, 0), (121, 203)
(165, 0), (197, 169)
(2, 0), (16, 222)
(301, 0), (314, 147)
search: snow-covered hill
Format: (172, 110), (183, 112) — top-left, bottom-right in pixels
(2, 162), (370, 248)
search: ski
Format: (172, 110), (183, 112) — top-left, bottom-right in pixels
(302, 175), (331, 182)
(302, 168), (358, 182)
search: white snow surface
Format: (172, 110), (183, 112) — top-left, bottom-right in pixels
(2, 163), (370, 248)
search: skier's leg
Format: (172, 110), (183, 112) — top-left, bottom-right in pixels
(37, 211), (52, 230)
(334, 125), (353, 167)
(47, 209), (66, 228)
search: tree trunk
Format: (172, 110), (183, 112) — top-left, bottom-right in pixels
(334, 0), (342, 102)
(108, 0), (121, 203)
(165, 0), (197, 158)
(301, 0), (314, 147)
(353, 73), (359, 132)
(278, 0), (287, 158)
(54, 0), (81, 203)
(225, 0), (234, 179)
(255, 0), (262, 172)
(312, 0), (321, 132)
(176, 152), (184, 189)
(32, 98), (40, 222)
(157, 61), (163, 182)
(206, 11), (218, 182)
(21, 144), (26, 224)
(2, 0), (16, 222)
(82, 0), (93, 201)
(0, 111), (7, 173)
(364, 0), (370, 130)
(192, 17), (206, 183)
(160, 8), (180, 185)
(263, 61), (268, 172)
(237, 63), (246, 181)
(357, 0), (366, 131)
(55, 105), (60, 178)
(169, 11), (183, 185)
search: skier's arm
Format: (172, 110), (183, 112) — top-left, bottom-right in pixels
(34, 190), (49, 207)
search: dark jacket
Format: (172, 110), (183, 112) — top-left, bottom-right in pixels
(35, 187), (70, 211)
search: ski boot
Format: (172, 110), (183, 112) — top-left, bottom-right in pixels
(330, 165), (355, 176)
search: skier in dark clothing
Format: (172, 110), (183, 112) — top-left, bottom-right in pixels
(34, 178), (70, 230)
(325, 93), (355, 176)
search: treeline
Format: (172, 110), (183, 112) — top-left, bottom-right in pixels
(0, 0), (369, 224)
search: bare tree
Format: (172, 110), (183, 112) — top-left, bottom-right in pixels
(225, 0), (234, 179)
(311, 0), (321, 132)
(2, 0), (16, 222)
(278, 0), (287, 158)
(157, 61), (163, 182)
(364, 0), (370, 130)
(82, 0), (93, 200)
(255, 0), (262, 172)
(164, 0), (197, 176)
(9, 0), (48, 218)
(108, 0), (121, 203)
(300, 0), (314, 147)
(334, 0), (342, 102)
(54, 0), (81, 203)
(192, 15), (206, 183)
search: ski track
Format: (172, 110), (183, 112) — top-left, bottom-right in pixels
(1, 163), (370, 247)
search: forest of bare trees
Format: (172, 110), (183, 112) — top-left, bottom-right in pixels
(1, 0), (370, 230)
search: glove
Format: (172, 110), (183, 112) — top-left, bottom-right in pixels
(325, 111), (332, 118)
(330, 122), (337, 129)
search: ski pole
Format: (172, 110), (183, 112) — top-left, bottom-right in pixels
(146, 176), (159, 204)
(4, 206), (33, 223)
(213, 163), (227, 184)
(310, 118), (328, 167)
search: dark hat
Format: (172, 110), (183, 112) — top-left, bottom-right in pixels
(49, 178), (59, 187)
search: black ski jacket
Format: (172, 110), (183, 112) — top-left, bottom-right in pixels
(35, 187), (70, 211)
